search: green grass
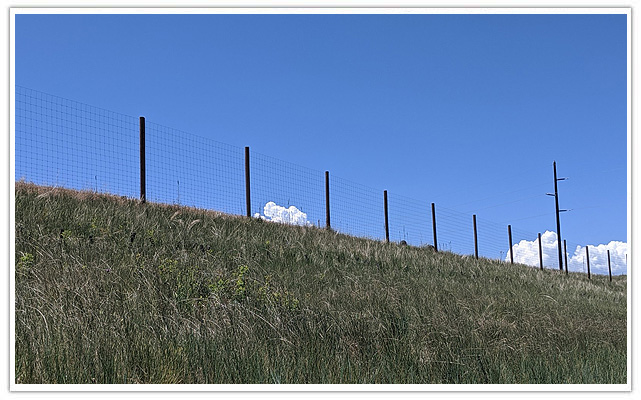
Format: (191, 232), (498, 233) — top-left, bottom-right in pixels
(14, 182), (627, 384)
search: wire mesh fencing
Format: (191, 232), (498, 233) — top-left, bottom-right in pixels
(434, 205), (476, 255)
(330, 176), (385, 241)
(386, 192), (433, 247)
(250, 150), (325, 227)
(145, 121), (246, 215)
(563, 240), (624, 277)
(508, 225), (561, 271)
(15, 86), (139, 198)
(474, 215), (512, 262)
(14, 87), (626, 277)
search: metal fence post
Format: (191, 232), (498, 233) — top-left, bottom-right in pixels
(586, 246), (591, 279)
(431, 203), (438, 252)
(538, 233), (543, 270)
(508, 225), (514, 264)
(473, 214), (478, 259)
(607, 249), (612, 282)
(384, 190), (389, 243)
(245, 146), (251, 217)
(564, 240), (568, 275)
(139, 116), (146, 203)
(325, 171), (331, 230)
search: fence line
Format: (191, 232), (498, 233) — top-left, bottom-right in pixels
(14, 86), (625, 278)
(15, 86), (139, 197)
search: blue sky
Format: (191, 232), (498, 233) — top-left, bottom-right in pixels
(14, 12), (628, 272)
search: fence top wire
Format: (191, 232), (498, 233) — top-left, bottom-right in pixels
(145, 120), (243, 152)
(16, 85), (139, 123)
(15, 86), (141, 197)
(252, 149), (327, 177)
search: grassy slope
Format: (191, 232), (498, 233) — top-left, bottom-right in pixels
(14, 183), (627, 384)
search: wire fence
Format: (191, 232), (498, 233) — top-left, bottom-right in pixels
(14, 86), (626, 278)
(386, 192), (433, 247)
(144, 121), (246, 215)
(250, 151), (325, 227)
(15, 86), (139, 198)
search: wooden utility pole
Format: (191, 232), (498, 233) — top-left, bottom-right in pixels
(553, 161), (564, 271)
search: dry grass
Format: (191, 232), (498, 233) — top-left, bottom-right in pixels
(14, 182), (627, 384)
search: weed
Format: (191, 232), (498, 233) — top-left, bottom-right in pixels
(234, 265), (249, 300)
(17, 252), (34, 272)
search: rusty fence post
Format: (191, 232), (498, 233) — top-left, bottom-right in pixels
(538, 233), (543, 270)
(384, 190), (389, 243)
(325, 171), (331, 230)
(586, 246), (591, 279)
(139, 116), (146, 203)
(245, 146), (251, 217)
(564, 240), (568, 275)
(432, 203), (438, 252)
(473, 214), (478, 259)
(508, 225), (514, 264)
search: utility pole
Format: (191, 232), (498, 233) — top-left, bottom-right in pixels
(547, 161), (567, 272)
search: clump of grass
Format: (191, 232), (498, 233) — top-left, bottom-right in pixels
(14, 182), (626, 384)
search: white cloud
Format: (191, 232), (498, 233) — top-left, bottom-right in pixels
(254, 201), (312, 227)
(567, 241), (628, 276)
(507, 230), (558, 268)
(506, 230), (627, 276)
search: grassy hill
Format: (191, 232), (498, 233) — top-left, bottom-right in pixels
(14, 182), (627, 384)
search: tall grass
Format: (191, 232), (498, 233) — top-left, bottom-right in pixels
(14, 182), (626, 384)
